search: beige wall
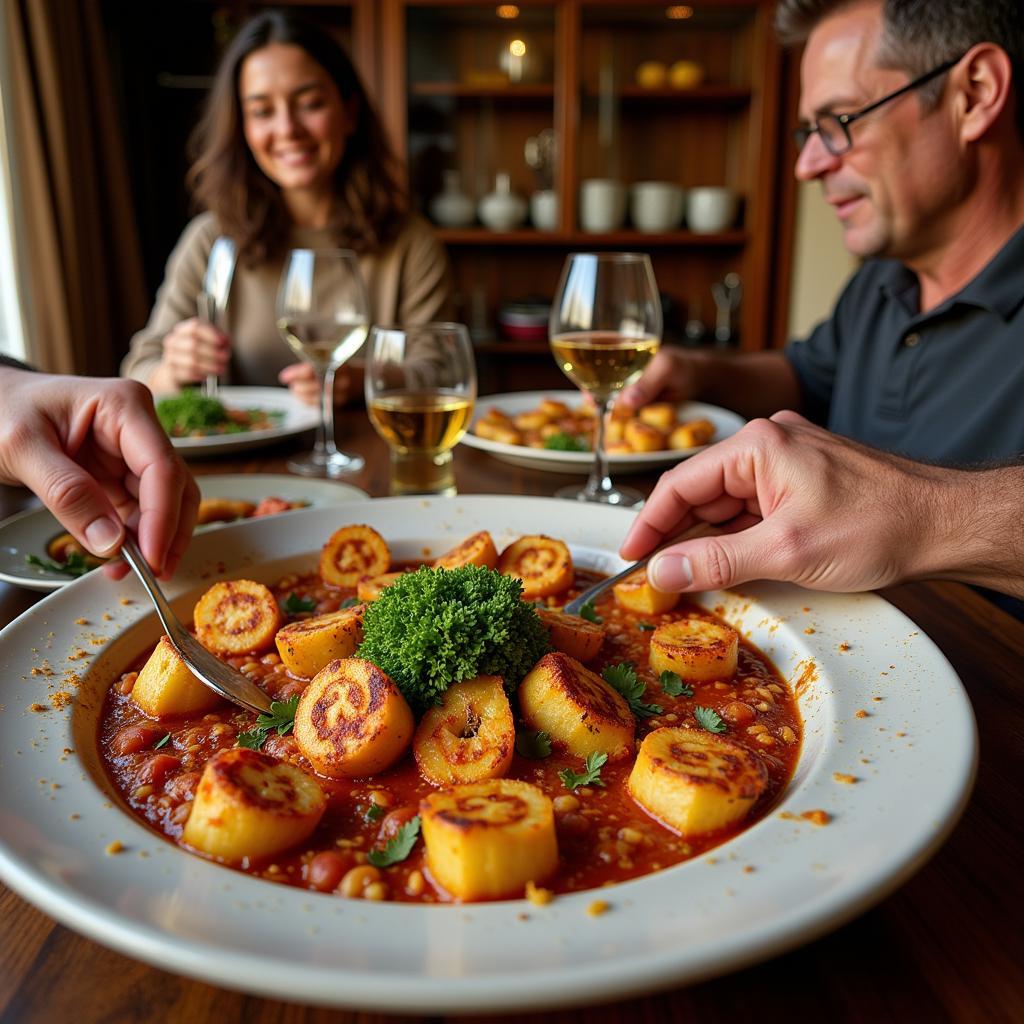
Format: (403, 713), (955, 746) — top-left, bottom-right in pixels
(787, 181), (859, 339)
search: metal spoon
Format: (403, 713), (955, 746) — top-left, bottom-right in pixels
(120, 537), (273, 715)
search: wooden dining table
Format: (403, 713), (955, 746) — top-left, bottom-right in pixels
(0, 408), (1020, 1023)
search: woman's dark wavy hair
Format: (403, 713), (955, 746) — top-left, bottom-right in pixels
(187, 10), (408, 264)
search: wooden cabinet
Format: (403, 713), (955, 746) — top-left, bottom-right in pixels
(379, 0), (791, 391)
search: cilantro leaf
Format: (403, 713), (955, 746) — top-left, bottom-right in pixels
(154, 733), (172, 750)
(637, 621), (656, 631)
(367, 815), (421, 867)
(559, 752), (608, 791)
(602, 662), (663, 718)
(694, 706), (727, 733)
(235, 696), (300, 750)
(26, 551), (93, 578)
(364, 803), (385, 823)
(660, 671), (694, 698)
(515, 729), (552, 760)
(339, 597), (361, 609)
(543, 432), (589, 452)
(282, 593), (317, 614)
(578, 599), (602, 624)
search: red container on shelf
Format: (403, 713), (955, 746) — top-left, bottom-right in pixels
(497, 302), (550, 342)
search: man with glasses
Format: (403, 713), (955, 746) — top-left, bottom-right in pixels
(622, 0), (1024, 466)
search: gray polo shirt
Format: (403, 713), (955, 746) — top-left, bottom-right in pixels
(786, 224), (1024, 465)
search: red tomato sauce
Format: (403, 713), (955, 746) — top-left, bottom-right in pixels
(99, 565), (801, 902)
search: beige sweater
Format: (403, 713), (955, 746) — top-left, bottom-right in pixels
(121, 212), (453, 387)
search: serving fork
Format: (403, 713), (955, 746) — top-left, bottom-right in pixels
(120, 537), (273, 715)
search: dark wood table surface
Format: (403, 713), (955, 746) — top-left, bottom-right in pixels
(0, 411), (1021, 1023)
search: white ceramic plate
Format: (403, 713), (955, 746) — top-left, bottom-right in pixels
(162, 386), (320, 457)
(0, 474), (368, 592)
(0, 497), (975, 1013)
(462, 390), (745, 474)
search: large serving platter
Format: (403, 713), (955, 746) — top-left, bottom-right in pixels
(462, 390), (745, 473)
(164, 386), (319, 457)
(0, 497), (975, 1012)
(0, 474), (368, 592)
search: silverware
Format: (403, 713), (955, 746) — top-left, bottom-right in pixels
(197, 235), (237, 399)
(120, 537), (273, 716)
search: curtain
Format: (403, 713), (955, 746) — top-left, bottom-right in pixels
(4, 0), (147, 376)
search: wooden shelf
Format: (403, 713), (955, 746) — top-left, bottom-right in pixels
(436, 229), (747, 247)
(473, 341), (551, 355)
(587, 85), (752, 106)
(410, 82), (554, 99)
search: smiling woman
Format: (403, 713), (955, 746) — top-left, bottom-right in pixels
(120, 11), (452, 402)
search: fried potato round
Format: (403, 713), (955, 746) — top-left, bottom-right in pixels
(194, 579), (282, 656)
(319, 525), (390, 588)
(497, 535), (573, 598)
(432, 531), (499, 571)
(274, 604), (365, 678)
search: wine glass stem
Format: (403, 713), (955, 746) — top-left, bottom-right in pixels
(583, 394), (615, 499)
(315, 365), (340, 457)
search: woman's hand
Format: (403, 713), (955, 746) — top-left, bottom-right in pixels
(148, 318), (230, 393)
(278, 363), (356, 407)
(0, 370), (200, 579)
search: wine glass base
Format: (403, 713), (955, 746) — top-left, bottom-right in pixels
(288, 450), (365, 478)
(553, 483), (645, 508)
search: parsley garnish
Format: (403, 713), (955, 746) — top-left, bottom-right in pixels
(660, 671), (694, 698)
(694, 706), (727, 733)
(339, 597), (361, 609)
(602, 662), (663, 718)
(364, 802), (385, 823)
(637, 621), (656, 631)
(559, 752), (608, 791)
(282, 593), (317, 614)
(236, 696), (300, 750)
(154, 733), (172, 750)
(543, 432), (589, 452)
(578, 599), (602, 624)
(26, 551), (92, 577)
(515, 729), (552, 760)
(367, 815), (421, 867)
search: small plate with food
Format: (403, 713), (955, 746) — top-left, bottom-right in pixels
(156, 386), (320, 457)
(461, 390), (745, 473)
(0, 474), (368, 592)
(0, 497), (975, 1012)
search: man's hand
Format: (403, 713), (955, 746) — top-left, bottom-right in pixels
(621, 411), (950, 594)
(0, 370), (199, 579)
(618, 347), (704, 411)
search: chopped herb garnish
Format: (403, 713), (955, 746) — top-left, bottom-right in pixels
(602, 662), (663, 718)
(26, 551), (93, 578)
(543, 432), (589, 452)
(367, 815), (421, 867)
(154, 733), (172, 750)
(236, 696), (300, 750)
(559, 752), (608, 791)
(515, 729), (552, 760)
(282, 593), (317, 614)
(660, 671), (694, 698)
(364, 802), (385, 823)
(578, 599), (602, 624)
(694, 706), (727, 733)
(339, 597), (361, 609)
(637, 621), (656, 631)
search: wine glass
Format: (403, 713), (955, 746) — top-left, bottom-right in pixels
(364, 323), (476, 496)
(276, 248), (370, 477)
(549, 252), (662, 506)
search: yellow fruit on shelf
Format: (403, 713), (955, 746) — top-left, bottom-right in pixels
(131, 635), (223, 718)
(613, 569), (679, 615)
(636, 60), (668, 88)
(498, 535), (573, 598)
(649, 617), (739, 682)
(293, 657), (414, 778)
(319, 524), (390, 588)
(181, 747), (326, 862)
(193, 579), (282, 656)
(518, 651), (634, 760)
(628, 727), (767, 836)
(413, 676), (514, 786)
(432, 531), (499, 570)
(537, 608), (605, 661)
(420, 779), (558, 901)
(669, 59), (705, 90)
(274, 603), (365, 678)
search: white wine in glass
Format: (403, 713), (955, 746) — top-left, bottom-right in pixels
(365, 324), (476, 496)
(276, 248), (370, 477)
(549, 253), (662, 505)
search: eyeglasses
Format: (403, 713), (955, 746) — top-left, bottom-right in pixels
(794, 54), (963, 156)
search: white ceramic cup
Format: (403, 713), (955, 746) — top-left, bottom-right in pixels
(630, 181), (685, 233)
(579, 179), (626, 233)
(530, 189), (558, 231)
(686, 186), (740, 233)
